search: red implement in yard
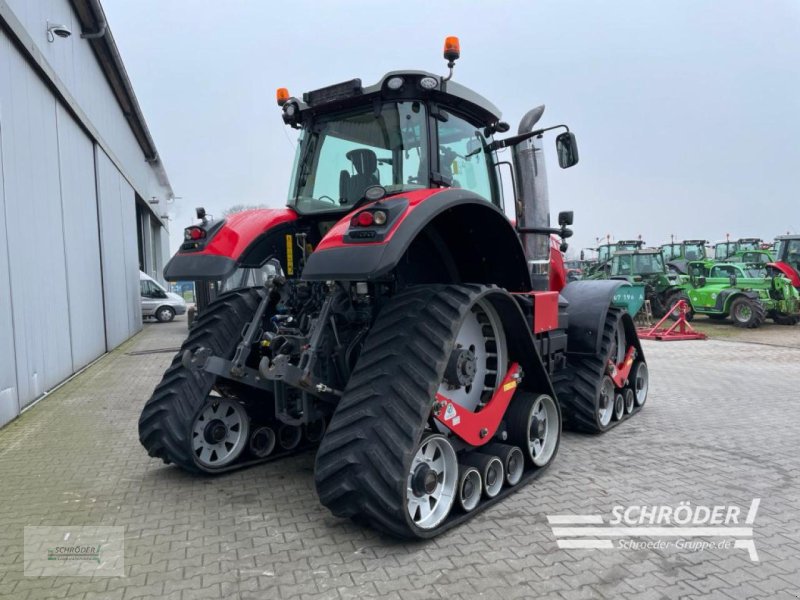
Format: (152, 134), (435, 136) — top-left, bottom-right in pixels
(638, 300), (707, 341)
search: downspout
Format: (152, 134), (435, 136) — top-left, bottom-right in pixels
(80, 0), (106, 39)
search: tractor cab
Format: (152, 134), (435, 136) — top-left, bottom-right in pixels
(274, 39), (580, 290)
(713, 240), (737, 260)
(610, 249), (667, 279)
(737, 238), (762, 252)
(660, 239), (708, 274)
(280, 71), (506, 216)
(595, 239), (643, 265)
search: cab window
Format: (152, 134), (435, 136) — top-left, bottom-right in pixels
(437, 112), (494, 204)
(141, 280), (164, 298)
(710, 265), (735, 278)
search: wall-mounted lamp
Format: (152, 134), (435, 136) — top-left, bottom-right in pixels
(47, 22), (72, 42)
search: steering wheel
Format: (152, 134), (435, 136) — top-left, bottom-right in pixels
(317, 195), (337, 205)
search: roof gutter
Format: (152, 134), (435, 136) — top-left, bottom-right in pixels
(70, 0), (173, 196)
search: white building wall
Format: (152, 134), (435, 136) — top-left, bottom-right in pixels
(0, 1), (172, 426)
(4, 0), (171, 208)
(0, 91), (19, 426)
(96, 147), (142, 350)
(0, 30), (73, 407)
(56, 103), (106, 370)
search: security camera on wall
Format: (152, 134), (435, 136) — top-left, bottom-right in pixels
(47, 22), (72, 42)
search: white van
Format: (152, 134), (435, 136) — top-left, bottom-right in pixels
(140, 271), (187, 322)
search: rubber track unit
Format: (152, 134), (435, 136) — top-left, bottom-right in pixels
(552, 308), (644, 433)
(138, 287), (289, 474)
(313, 284), (553, 539)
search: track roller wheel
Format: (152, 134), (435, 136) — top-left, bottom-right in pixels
(456, 466), (482, 512)
(630, 361), (649, 407)
(483, 443), (524, 486)
(461, 453), (504, 498)
(598, 377), (615, 428)
(191, 397), (250, 469)
(277, 424), (302, 450)
(613, 393), (625, 421)
(624, 388), (635, 415)
(405, 434), (459, 530)
(249, 426), (276, 458)
(506, 392), (561, 468)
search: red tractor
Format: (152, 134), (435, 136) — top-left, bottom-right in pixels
(139, 39), (648, 538)
(771, 235), (800, 288)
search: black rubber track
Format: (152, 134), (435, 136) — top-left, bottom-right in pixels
(138, 287), (265, 473)
(553, 308), (643, 433)
(314, 284), (495, 539)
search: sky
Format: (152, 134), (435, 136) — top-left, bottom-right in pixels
(103, 0), (800, 257)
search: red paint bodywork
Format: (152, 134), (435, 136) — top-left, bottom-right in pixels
(514, 291), (560, 334)
(189, 208), (298, 259)
(314, 189), (441, 251)
(608, 346), (636, 389)
(548, 236), (567, 292)
(433, 363), (522, 446)
(769, 262), (800, 288)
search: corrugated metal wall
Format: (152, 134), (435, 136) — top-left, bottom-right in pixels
(96, 148), (141, 350)
(0, 89), (18, 427)
(0, 31), (73, 406)
(56, 104), (106, 369)
(0, 27), (149, 425)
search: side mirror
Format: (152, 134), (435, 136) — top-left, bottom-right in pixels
(556, 132), (579, 168)
(558, 210), (574, 226)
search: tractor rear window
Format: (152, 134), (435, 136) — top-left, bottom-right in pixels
(785, 240), (800, 269)
(288, 102), (428, 213)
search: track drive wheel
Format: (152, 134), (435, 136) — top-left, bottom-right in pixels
(138, 287), (265, 473)
(314, 285), (515, 539)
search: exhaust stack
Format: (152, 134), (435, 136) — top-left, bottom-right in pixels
(512, 105), (551, 291)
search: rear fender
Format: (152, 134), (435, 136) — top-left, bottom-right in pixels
(720, 290), (759, 312)
(560, 279), (644, 360)
(769, 261), (800, 288)
(163, 208), (298, 281)
(302, 189), (531, 291)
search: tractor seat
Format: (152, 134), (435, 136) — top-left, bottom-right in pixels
(339, 149), (379, 204)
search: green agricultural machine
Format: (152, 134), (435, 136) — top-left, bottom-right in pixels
(712, 238), (763, 261)
(609, 249), (682, 317)
(585, 239), (645, 279)
(660, 239), (708, 274)
(679, 261), (800, 327)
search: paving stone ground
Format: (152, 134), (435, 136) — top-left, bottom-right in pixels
(1, 316), (799, 600)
